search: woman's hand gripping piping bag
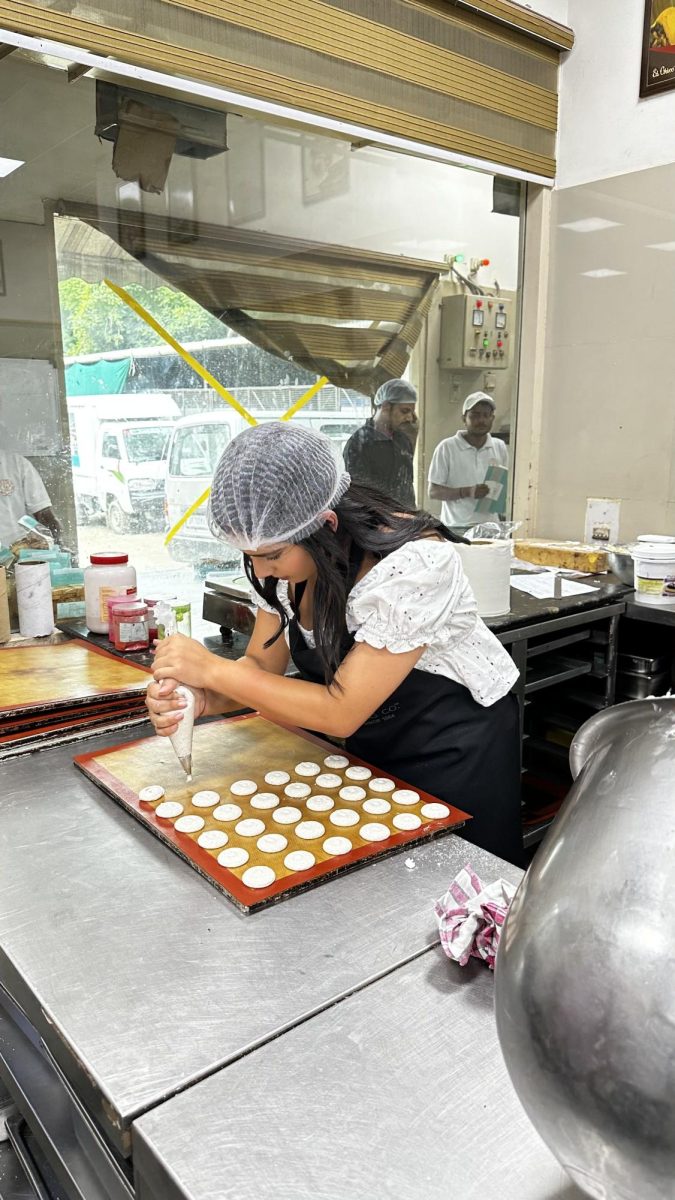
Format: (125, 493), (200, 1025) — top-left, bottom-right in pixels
(150, 601), (198, 781)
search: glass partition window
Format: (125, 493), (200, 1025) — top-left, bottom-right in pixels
(169, 423), (232, 479)
(0, 48), (523, 627)
(124, 428), (171, 464)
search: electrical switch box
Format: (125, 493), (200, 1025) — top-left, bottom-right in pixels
(439, 294), (513, 370)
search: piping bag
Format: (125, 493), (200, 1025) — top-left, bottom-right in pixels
(154, 601), (196, 781)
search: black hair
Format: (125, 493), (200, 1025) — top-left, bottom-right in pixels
(243, 483), (467, 688)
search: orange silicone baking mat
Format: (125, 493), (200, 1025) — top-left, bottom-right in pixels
(0, 695), (146, 734)
(74, 714), (470, 912)
(0, 641), (150, 715)
(0, 706), (147, 747)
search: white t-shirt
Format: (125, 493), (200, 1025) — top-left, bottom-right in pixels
(0, 451), (51, 548)
(428, 431), (509, 528)
(251, 540), (518, 708)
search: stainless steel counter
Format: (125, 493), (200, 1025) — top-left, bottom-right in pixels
(133, 945), (583, 1200)
(624, 596), (675, 626)
(0, 726), (521, 1156)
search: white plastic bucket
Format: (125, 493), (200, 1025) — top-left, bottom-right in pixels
(632, 539), (675, 606)
(455, 538), (512, 618)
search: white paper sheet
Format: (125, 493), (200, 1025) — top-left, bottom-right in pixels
(510, 574), (596, 599)
(509, 558), (591, 578)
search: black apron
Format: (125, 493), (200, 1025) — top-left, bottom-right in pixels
(288, 569), (524, 866)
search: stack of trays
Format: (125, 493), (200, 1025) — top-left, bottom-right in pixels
(616, 652), (672, 701)
(0, 640), (150, 759)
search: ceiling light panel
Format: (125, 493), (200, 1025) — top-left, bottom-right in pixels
(559, 218), (621, 233)
(0, 156), (24, 178)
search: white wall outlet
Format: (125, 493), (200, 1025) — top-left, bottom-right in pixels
(584, 498), (621, 545)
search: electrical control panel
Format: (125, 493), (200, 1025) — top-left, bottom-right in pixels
(439, 294), (514, 370)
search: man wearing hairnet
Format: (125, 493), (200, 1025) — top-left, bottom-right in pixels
(428, 391), (508, 532)
(343, 379), (418, 506)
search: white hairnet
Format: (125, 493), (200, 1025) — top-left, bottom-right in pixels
(208, 421), (351, 551)
(373, 379), (417, 407)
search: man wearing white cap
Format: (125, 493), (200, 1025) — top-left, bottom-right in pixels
(428, 391), (508, 532)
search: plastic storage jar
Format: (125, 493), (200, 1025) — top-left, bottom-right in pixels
(84, 552), (137, 634)
(112, 601), (149, 652)
(106, 592), (139, 641)
(633, 539), (675, 606)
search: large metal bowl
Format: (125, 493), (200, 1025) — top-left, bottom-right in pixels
(607, 546), (634, 585)
(496, 697), (675, 1200)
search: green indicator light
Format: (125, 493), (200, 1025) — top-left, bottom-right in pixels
(483, 337), (490, 348)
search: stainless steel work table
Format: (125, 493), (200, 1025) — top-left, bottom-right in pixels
(0, 725), (521, 1159)
(133, 945), (582, 1200)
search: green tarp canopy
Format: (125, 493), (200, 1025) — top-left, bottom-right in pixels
(65, 357), (132, 396)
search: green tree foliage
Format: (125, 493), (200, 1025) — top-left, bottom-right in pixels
(59, 278), (226, 355)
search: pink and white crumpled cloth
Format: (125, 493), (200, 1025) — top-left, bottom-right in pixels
(434, 864), (517, 970)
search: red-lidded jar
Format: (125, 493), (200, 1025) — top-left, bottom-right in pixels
(112, 601), (149, 653)
(106, 592), (139, 641)
(143, 598), (159, 642)
(84, 552), (136, 634)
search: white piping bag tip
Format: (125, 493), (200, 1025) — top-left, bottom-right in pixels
(169, 685), (196, 778)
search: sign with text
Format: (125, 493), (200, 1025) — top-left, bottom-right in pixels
(641, 2), (675, 96)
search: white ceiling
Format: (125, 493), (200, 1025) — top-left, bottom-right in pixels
(0, 55), (106, 223)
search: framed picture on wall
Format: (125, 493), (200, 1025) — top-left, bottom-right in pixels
(0, 241), (5, 296)
(302, 135), (350, 205)
(640, 1), (675, 96)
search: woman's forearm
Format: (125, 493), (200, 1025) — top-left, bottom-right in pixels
(206, 657), (350, 737)
(202, 687), (244, 716)
(152, 632), (423, 741)
(201, 657), (266, 716)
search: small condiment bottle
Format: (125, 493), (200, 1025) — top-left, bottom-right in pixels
(158, 597), (192, 638)
(143, 598), (159, 642)
(112, 601), (149, 653)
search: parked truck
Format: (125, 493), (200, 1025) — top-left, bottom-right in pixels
(67, 394), (179, 533)
(164, 410), (364, 572)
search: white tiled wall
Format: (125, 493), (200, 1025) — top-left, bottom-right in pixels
(535, 163), (675, 541)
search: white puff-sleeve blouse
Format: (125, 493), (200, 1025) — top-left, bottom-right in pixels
(250, 539), (519, 707)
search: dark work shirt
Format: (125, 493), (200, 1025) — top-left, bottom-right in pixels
(343, 418), (415, 506)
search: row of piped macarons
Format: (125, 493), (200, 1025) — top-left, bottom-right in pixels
(137, 787), (451, 891)
(139, 784), (449, 826)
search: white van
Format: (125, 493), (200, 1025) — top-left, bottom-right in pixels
(164, 410), (364, 569)
(68, 393), (179, 533)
